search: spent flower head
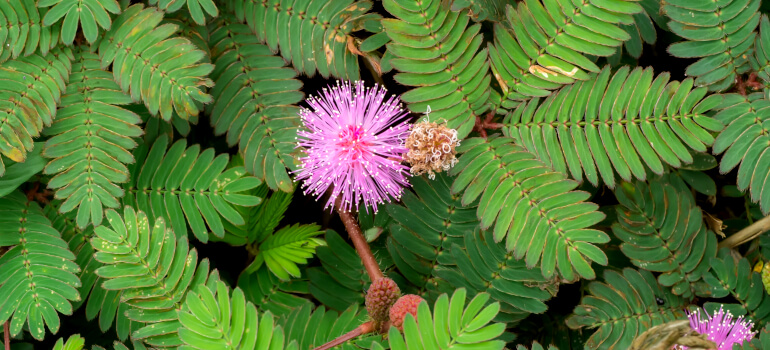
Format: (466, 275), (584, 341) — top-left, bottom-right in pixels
(675, 306), (756, 350)
(294, 80), (411, 213)
(404, 107), (460, 179)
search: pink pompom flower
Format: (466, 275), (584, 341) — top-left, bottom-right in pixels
(675, 305), (756, 350)
(294, 81), (411, 213)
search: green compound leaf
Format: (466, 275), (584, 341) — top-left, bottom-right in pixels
(383, 0), (492, 138)
(712, 92), (770, 215)
(308, 230), (387, 311)
(43, 48), (143, 229)
(178, 281), (292, 350)
(222, 0), (372, 80)
(503, 66), (725, 189)
(450, 135), (609, 282)
(149, 0), (218, 25)
(238, 265), (309, 316)
(0, 1), (63, 63)
(386, 289), (506, 350)
(699, 248), (770, 328)
(0, 191), (82, 341)
(91, 206), (220, 347)
(38, 0), (121, 44)
(207, 16), (304, 193)
(615, 8), (657, 59)
(489, 0), (643, 110)
(0, 47), (73, 175)
(246, 223), (325, 280)
(98, 4), (214, 121)
(612, 179), (718, 298)
(566, 268), (688, 350)
(52, 334), (85, 350)
(665, 0), (760, 91)
(385, 172), (477, 299)
(436, 229), (555, 326)
(752, 15), (770, 89)
(43, 200), (140, 342)
(280, 303), (383, 350)
(124, 134), (263, 243)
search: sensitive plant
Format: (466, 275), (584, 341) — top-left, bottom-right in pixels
(5, 0), (770, 350)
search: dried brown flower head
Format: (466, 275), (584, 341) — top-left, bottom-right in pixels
(404, 117), (460, 179)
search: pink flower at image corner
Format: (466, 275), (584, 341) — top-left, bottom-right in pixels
(675, 306), (757, 350)
(293, 80), (412, 214)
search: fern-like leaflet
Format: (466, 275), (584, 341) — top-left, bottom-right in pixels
(43, 49), (143, 229)
(489, 0), (643, 110)
(207, 16), (303, 192)
(383, 0), (492, 138)
(280, 303), (383, 349)
(91, 206), (220, 347)
(0, 47), (72, 175)
(385, 173), (476, 299)
(664, 0), (760, 91)
(44, 200), (139, 341)
(566, 268), (687, 349)
(712, 92), (770, 214)
(503, 66), (724, 188)
(0, 1), (63, 63)
(0, 191), (81, 340)
(178, 281), (290, 349)
(98, 4), (214, 121)
(451, 135), (608, 281)
(149, 0), (218, 25)
(436, 229), (555, 325)
(245, 223), (325, 281)
(37, 0), (121, 44)
(222, 0), (372, 80)
(699, 248), (770, 327)
(378, 289), (506, 350)
(125, 135), (263, 243)
(612, 179), (718, 298)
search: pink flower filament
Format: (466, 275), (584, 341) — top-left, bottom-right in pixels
(294, 81), (411, 213)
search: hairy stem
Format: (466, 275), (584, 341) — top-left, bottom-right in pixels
(719, 213), (770, 248)
(4, 321), (9, 350)
(335, 198), (383, 282)
(312, 321), (375, 350)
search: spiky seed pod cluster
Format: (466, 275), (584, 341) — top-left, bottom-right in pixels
(403, 118), (460, 180)
(389, 294), (425, 331)
(365, 277), (401, 323)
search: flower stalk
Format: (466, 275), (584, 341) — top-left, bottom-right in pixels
(336, 198), (383, 281)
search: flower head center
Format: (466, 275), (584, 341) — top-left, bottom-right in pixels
(338, 124), (370, 160)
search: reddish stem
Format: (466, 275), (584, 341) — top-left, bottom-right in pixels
(472, 111), (503, 138)
(312, 321), (376, 350)
(335, 199), (384, 282)
(4, 321), (9, 350)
